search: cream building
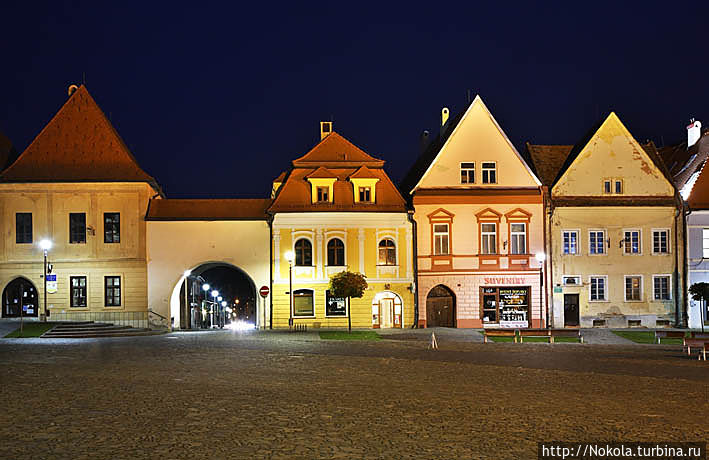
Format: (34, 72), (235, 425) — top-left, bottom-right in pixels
(528, 113), (683, 328)
(269, 124), (414, 329)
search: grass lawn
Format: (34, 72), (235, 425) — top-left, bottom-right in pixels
(486, 335), (582, 343)
(612, 330), (684, 345)
(319, 331), (381, 341)
(4, 322), (56, 338)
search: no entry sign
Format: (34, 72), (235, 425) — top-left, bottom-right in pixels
(259, 286), (270, 298)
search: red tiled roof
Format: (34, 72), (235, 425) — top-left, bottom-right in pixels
(348, 165), (379, 179)
(146, 198), (272, 220)
(525, 143), (573, 186)
(292, 132), (385, 168)
(305, 166), (336, 179)
(0, 86), (161, 193)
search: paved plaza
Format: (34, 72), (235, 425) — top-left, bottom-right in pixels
(1, 329), (708, 459)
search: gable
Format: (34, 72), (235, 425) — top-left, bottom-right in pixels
(412, 96), (540, 191)
(552, 113), (674, 198)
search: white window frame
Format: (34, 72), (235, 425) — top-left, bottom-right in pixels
(481, 161), (497, 184)
(651, 228), (670, 255)
(588, 229), (606, 255)
(509, 222), (526, 255)
(652, 274), (672, 301)
(292, 288), (316, 318)
(615, 180), (623, 194)
(589, 275), (608, 302)
(562, 230), (580, 255)
(623, 229), (641, 255)
(480, 222), (497, 255)
(704, 229), (709, 259)
(603, 180), (611, 194)
(433, 223), (450, 256)
(562, 275), (581, 286)
(460, 162), (475, 184)
(624, 275), (643, 302)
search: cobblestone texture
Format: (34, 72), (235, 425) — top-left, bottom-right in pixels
(1, 330), (708, 459)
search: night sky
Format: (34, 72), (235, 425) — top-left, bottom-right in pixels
(2, 2), (707, 198)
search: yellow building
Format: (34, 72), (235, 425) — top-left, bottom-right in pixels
(0, 86), (161, 326)
(269, 123), (414, 329)
(528, 113), (683, 328)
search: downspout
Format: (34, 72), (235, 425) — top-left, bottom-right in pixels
(547, 189), (556, 328)
(267, 213), (274, 330)
(541, 186), (550, 328)
(407, 209), (419, 328)
(682, 202), (691, 328)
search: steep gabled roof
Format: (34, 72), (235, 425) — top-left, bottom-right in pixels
(146, 198), (272, 221)
(305, 166), (336, 179)
(0, 85), (162, 194)
(0, 130), (18, 172)
(348, 165), (378, 179)
(659, 129), (709, 190)
(292, 131), (385, 168)
(525, 143), (573, 186)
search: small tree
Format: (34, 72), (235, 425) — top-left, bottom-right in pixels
(689, 282), (709, 332)
(329, 271), (368, 332)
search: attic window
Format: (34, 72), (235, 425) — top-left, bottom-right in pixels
(482, 162), (496, 184)
(358, 187), (372, 202)
(316, 187), (329, 202)
(604, 180), (611, 194)
(460, 162), (475, 184)
(615, 180), (623, 194)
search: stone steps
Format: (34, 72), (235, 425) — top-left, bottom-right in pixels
(42, 322), (161, 338)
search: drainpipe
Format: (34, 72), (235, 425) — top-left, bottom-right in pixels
(547, 190), (556, 328)
(682, 203), (691, 328)
(268, 213), (274, 330)
(407, 209), (419, 328)
(541, 186), (550, 328)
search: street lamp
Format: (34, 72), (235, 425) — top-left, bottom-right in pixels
(183, 270), (191, 330)
(202, 283), (210, 328)
(535, 252), (547, 329)
(39, 239), (52, 322)
(211, 289), (219, 327)
(285, 250), (295, 328)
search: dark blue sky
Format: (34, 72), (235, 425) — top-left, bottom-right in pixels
(2, 2), (707, 198)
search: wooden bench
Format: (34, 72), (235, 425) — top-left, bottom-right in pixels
(519, 329), (551, 343)
(550, 329), (583, 343)
(683, 338), (709, 360)
(654, 330), (686, 344)
(483, 329), (517, 343)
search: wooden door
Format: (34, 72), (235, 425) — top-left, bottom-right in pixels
(564, 294), (579, 327)
(427, 297), (454, 327)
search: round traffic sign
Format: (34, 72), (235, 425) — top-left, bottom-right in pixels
(259, 286), (270, 298)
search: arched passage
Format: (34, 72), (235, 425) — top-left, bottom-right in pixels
(2, 277), (39, 318)
(170, 262), (258, 330)
(426, 284), (456, 327)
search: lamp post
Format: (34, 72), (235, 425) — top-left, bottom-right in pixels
(535, 252), (547, 329)
(183, 270), (191, 330)
(39, 239), (52, 322)
(285, 250), (294, 328)
(202, 283), (210, 328)
(211, 289), (219, 328)
(217, 296), (223, 327)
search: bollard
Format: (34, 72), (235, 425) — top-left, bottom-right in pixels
(429, 331), (438, 349)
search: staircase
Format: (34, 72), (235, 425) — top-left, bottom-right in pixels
(41, 321), (163, 338)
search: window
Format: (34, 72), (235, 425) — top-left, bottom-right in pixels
(615, 180), (623, 194)
(604, 180), (611, 194)
(460, 162), (475, 184)
(653, 275), (670, 301)
(105, 276), (121, 306)
(652, 230), (668, 254)
(625, 276), (642, 301)
(590, 276), (606, 301)
(481, 223), (497, 254)
(70, 213), (86, 244)
(378, 239), (396, 265)
(704, 229), (709, 258)
(603, 179), (623, 194)
(316, 187), (329, 202)
(433, 224), (449, 256)
(623, 230), (640, 254)
(16, 213), (32, 244)
(481, 162), (496, 184)
(510, 223), (526, 255)
(562, 276), (580, 286)
(293, 289), (314, 317)
(325, 290), (347, 317)
(104, 213), (120, 243)
(294, 239), (312, 266)
(327, 238), (345, 266)
(358, 187), (371, 202)
(70, 276), (87, 308)
(563, 230), (579, 255)
(589, 230), (605, 254)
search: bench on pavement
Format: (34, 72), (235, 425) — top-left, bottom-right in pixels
(550, 329), (583, 343)
(654, 330), (686, 344)
(683, 338), (709, 360)
(483, 329), (517, 343)
(519, 328), (551, 342)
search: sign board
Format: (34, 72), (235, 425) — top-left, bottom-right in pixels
(553, 286), (563, 293)
(259, 286), (270, 298)
(46, 274), (57, 294)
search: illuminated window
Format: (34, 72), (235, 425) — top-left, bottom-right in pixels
(16, 213), (32, 244)
(563, 230), (578, 255)
(104, 276), (121, 307)
(378, 239), (396, 265)
(316, 187), (329, 202)
(482, 162), (496, 184)
(70, 276), (87, 308)
(70, 213), (86, 244)
(358, 187), (371, 202)
(590, 276), (606, 301)
(589, 230), (605, 254)
(433, 224), (449, 255)
(104, 213), (120, 243)
(510, 223), (526, 255)
(327, 238), (345, 266)
(625, 276), (642, 301)
(293, 289), (314, 317)
(624, 230), (641, 254)
(481, 223), (497, 254)
(652, 230), (668, 254)
(653, 275), (670, 301)
(294, 239), (312, 266)
(460, 162), (475, 184)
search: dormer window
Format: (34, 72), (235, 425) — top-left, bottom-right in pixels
(460, 162), (475, 184)
(316, 186), (329, 202)
(482, 162), (496, 184)
(358, 187), (371, 202)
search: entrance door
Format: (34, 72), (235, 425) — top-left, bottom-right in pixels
(426, 285), (455, 327)
(380, 298), (394, 328)
(564, 294), (579, 327)
(2, 278), (39, 318)
(372, 304), (380, 328)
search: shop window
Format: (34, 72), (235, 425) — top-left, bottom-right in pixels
(325, 290), (347, 317)
(294, 239), (312, 266)
(509, 223), (526, 255)
(460, 162), (475, 184)
(623, 230), (641, 254)
(590, 276), (606, 301)
(481, 287), (528, 327)
(327, 238), (345, 266)
(653, 275), (670, 301)
(481, 162), (496, 184)
(104, 213), (120, 243)
(562, 230), (579, 255)
(15, 213), (32, 244)
(652, 229), (668, 254)
(481, 223), (497, 254)
(589, 230), (605, 254)
(378, 239), (396, 265)
(625, 276), (642, 301)
(433, 224), (449, 256)
(70, 213), (86, 244)
(71, 276), (87, 308)
(293, 289), (314, 317)
(104, 276), (121, 307)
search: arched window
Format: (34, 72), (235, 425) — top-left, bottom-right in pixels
(327, 238), (345, 266)
(294, 238), (312, 266)
(378, 239), (396, 266)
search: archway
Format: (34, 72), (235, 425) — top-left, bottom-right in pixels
(2, 277), (39, 318)
(371, 291), (403, 328)
(170, 262), (258, 330)
(426, 284), (456, 327)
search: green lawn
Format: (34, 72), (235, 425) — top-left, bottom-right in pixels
(4, 322), (56, 338)
(486, 335), (581, 343)
(319, 331), (381, 341)
(612, 330), (684, 344)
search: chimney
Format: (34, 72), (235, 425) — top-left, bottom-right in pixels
(687, 119), (701, 148)
(420, 130), (430, 153)
(441, 108), (449, 127)
(320, 121), (333, 140)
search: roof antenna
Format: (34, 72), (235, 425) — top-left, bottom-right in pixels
(466, 89), (472, 103)
(82, 72), (86, 85)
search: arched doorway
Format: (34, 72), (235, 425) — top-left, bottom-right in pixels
(171, 262), (258, 330)
(2, 277), (39, 318)
(426, 284), (456, 327)
(371, 291), (403, 329)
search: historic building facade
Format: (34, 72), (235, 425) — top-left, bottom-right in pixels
(529, 113), (684, 328)
(269, 124), (414, 329)
(0, 86), (161, 325)
(402, 96), (547, 328)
